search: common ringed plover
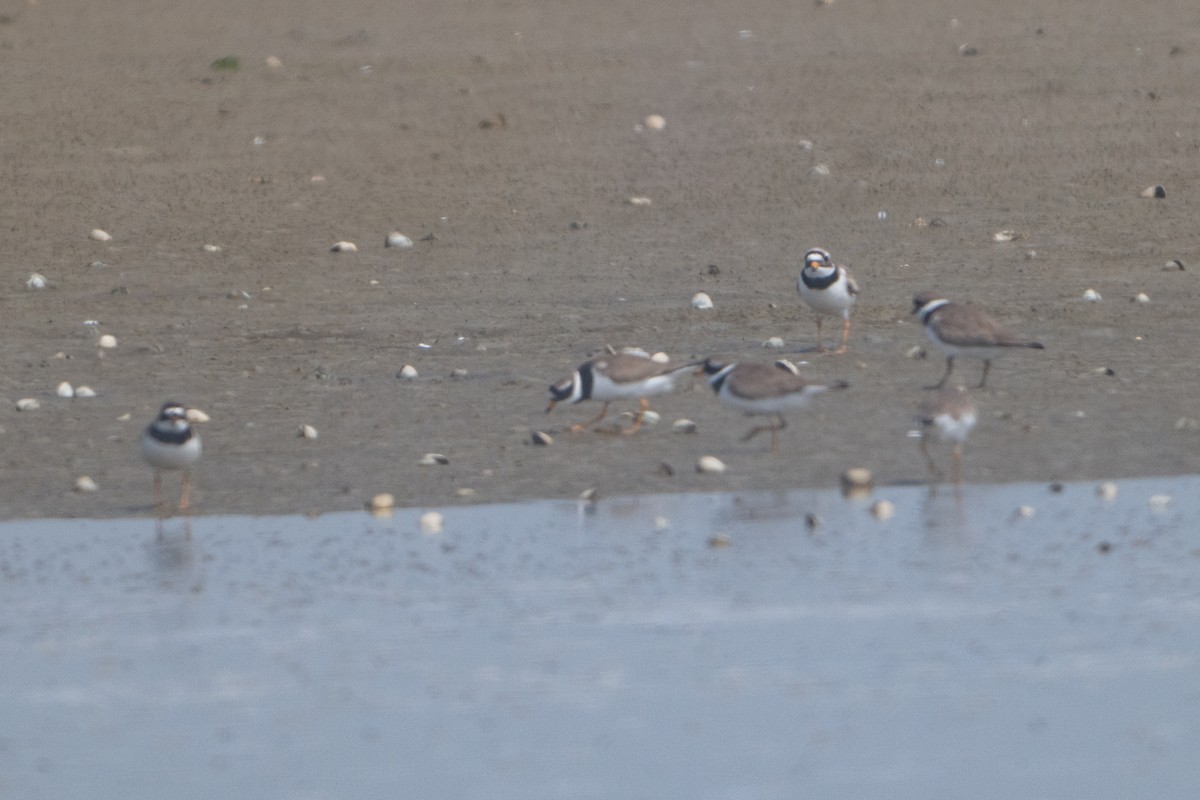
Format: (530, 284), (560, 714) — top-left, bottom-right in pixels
(911, 291), (1043, 389)
(701, 357), (849, 453)
(547, 352), (697, 434)
(797, 247), (859, 354)
(916, 385), (977, 484)
(141, 401), (202, 512)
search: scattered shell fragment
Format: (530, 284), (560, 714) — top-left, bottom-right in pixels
(1148, 494), (1172, 509)
(691, 292), (714, 310)
(579, 487), (600, 502)
(627, 196), (653, 206)
(1096, 482), (1119, 501)
(870, 499), (896, 520)
(369, 493), (395, 511)
(906, 345), (926, 360)
(808, 163), (831, 177)
(185, 408), (210, 424)
(15, 399), (40, 411)
(650, 351), (670, 363)
(299, 424), (319, 440)
(1082, 288), (1102, 303)
(418, 453), (450, 466)
(73, 476), (99, 494)
(636, 410), (661, 426)
(1140, 184), (1166, 199)
(398, 364), (419, 380)
(531, 430), (554, 446)
(1016, 505), (1036, 519)
(330, 241), (358, 253)
(653, 516), (670, 531)
(74, 386), (97, 398)
(98, 334), (117, 349)
(672, 418), (698, 434)
(385, 232), (414, 248)
(644, 114), (666, 130)
(958, 43), (979, 56)
(56, 382), (74, 398)
(1133, 292), (1150, 304)
(202, 244), (222, 253)
(840, 467), (874, 496)
(696, 455), (727, 474)
(762, 336), (785, 348)
(265, 55), (284, 70)
(89, 228), (112, 242)
(992, 229), (1020, 242)
(1163, 259), (1185, 271)
(455, 487), (476, 498)
(25, 273), (48, 290)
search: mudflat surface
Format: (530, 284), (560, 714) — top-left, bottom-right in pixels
(3, 0), (1200, 518)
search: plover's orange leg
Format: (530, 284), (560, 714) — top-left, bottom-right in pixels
(742, 414), (786, 453)
(153, 470), (167, 513)
(179, 471), (192, 512)
(813, 318), (826, 353)
(919, 439), (943, 482)
(569, 402), (610, 433)
(621, 398), (651, 435)
(833, 317), (851, 355)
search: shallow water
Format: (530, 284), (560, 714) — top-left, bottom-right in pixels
(2, 476), (1198, 799)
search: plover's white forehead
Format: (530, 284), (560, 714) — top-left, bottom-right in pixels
(804, 248), (830, 263)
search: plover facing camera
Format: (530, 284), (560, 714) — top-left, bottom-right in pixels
(546, 352), (697, 434)
(916, 386), (977, 484)
(141, 401), (202, 513)
(797, 247), (859, 354)
(911, 292), (1044, 389)
(701, 357), (848, 453)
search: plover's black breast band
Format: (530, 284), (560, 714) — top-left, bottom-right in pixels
(800, 269), (840, 291)
(149, 425), (193, 446)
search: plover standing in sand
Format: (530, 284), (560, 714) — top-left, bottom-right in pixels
(911, 291), (1044, 389)
(797, 247), (859, 354)
(701, 357), (848, 453)
(141, 401), (202, 512)
(546, 352), (697, 434)
(916, 385), (977, 483)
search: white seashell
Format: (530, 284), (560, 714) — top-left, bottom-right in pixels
(762, 336), (785, 348)
(877, 211), (888, 220)
(398, 364), (419, 379)
(56, 382), (74, 398)
(578, 487), (600, 502)
(73, 476), (99, 493)
(696, 455), (726, 474)
(1095, 482), (1118, 501)
(419, 511), (444, 534)
(1140, 184), (1166, 198)
(992, 229), (1018, 242)
(369, 493), (395, 511)
(870, 499), (895, 520)
(202, 244), (222, 253)
(1133, 292), (1150, 303)
(418, 453), (450, 466)
(15, 398), (40, 411)
(653, 516), (670, 531)
(385, 232), (414, 248)
(73, 386), (96, 398)
(808, 163), (831, 177)
(89, 228), (112, 242)
(673, 418), (698, 434)
(798, 139), (813, 151)
(841, 467), (873, 491)
(531, 430), (554, 446)
(98, 334), (117, 349)
(640, 410), (661, 425)
(650, 351), (670, 363)
(644, 114), (666, 130)
(455, 487), (476, 498)
(299, 424), (319, 440)
(906, 345), (926, 360)
(1148, 494), (1172, 509)
(264, 55), (284, 70)
(1016, 505), (1036, 519)
(25, 273), (48, 290)
(330, 241), (358, 253)
(691, 291), (714, 310)
(1163, 259), (1185, 271)
(185, 408), (210, 423)
(117, 412), (132, 421)
(627, 196), (653, 206)
(1082, 288), (1102, 303)
(773, 359), (801, 375)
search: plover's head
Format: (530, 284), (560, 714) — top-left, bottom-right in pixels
(804, 247), (832, 270)
(699, 356), (732, 377)
(546, 374), (580, 412)
(911, 291), (945, 315)
(157, 402), (188, 422)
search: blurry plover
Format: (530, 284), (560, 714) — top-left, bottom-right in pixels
(547, 352), (696, 434)
(141, 401), (202, 512)
(911, 291), (1044, 389)
(916, 385), (977, 483)
(797, 247), (859, 354)
(701, 357), (848, 452)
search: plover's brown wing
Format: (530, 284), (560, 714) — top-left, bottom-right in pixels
(842, 266), (860, 296)
(725, 363), (811, 400)
(591, 353), (679, 383)
(931, 304), (1027, 347)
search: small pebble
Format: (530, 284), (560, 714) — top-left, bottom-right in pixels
(369, 493), (395, 511)
(531, 430), (554, 446)
(762, 336), (785, 348)
(420, 510), (444, 534)
(808, 163), (831, 177)
(299, 424), (319, 440)
(870, 499), (895, 520)
(644, 114), (666, 130)
(185, 409), (210, 423)
(696, 455), (726, 474)
(1096, 482), (1118, 501)
(673, 419), (698, 434)
(56, 382), (74, 398)
(98, 334), (117, 349)
(90, 228), (112, 242)
(330, 241), (358, 253)
(1082, 288), (1102, 303)
(804, 512), (821, 530)
(398, 364), (419, 380)
(202, 244), (222, 253)
(1133, 292), (1150, 304)
(1140, 184), (1166, 199)
(418, 453), (450, 466)
(691, 292), (714, 310)
(74, 386), (97, 398)
(15, 399), (40, 411)
(25, 273), (48, 290)
(385, 232), (414, 248)
(450, 368), (469, 378)
(958, 43), (979, 56)
(73, 476), (99, 494)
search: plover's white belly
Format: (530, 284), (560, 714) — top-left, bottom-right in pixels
(798, 275), (855, 316)
(720, 386), (820, 415)
(590, 372), (677, 401)
(930, 411), (977, 444)
(141, 432), (202, 470)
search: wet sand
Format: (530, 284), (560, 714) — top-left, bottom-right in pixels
(3, 0), (1200, 518)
